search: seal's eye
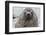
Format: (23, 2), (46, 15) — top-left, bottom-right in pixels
(31, 12), (33, 16)
(31, 12), (32, 14)
(24, 12), (26, 14)
(24, 12), (26, 15)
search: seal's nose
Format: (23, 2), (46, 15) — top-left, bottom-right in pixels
(27, 14), (30, 16)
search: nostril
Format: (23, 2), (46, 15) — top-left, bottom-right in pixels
(27, 14), (30, 16)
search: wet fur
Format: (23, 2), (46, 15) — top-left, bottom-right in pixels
(15, 8), (38, 28)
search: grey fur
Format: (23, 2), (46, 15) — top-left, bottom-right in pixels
(15, 8), (38, 28)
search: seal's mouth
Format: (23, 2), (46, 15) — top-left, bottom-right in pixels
(26, 16), (31, 20)
(26, 14), (33, 20)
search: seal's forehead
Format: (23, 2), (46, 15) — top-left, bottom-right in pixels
(24, 8), (33, 12)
